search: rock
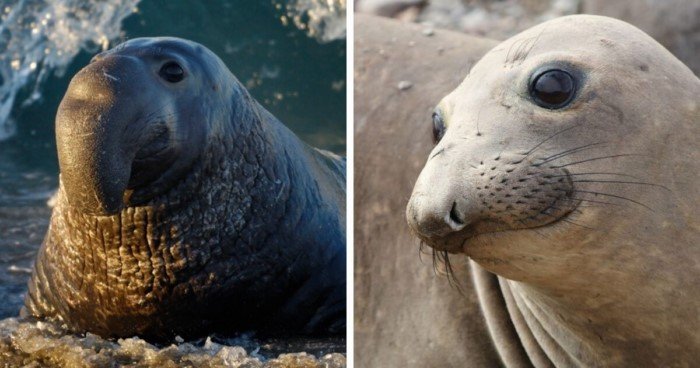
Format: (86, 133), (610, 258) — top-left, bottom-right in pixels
(357, 0), (427, 17)
(398, 80), (413, 90)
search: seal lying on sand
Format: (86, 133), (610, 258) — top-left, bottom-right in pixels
(22, 37), (346, 340)
(407, 15), (699, 366)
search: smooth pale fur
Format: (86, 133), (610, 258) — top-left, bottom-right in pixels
(407, 15), (700, 367)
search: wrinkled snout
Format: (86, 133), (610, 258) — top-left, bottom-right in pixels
(56, 54), (149, 215)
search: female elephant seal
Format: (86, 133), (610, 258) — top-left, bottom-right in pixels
(22, 37), (346, 340)
(407, 15), (699, 366)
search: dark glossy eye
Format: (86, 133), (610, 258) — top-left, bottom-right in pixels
(432, 111), (446, 144)
(159, 61), (185, 83)
(530, 69), (576, 109)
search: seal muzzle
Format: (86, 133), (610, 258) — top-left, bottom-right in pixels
(56, 55), (147, 215)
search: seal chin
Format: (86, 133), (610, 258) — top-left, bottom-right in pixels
(126, 125), (179, 204)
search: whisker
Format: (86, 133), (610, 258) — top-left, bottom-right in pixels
(505, 37), (521, 65)
(568, 203), (612, 208)
(533, 142), (607, 166)
(575, 190), (653, 211)
(428, 248), (464, 293)
(569, 208), (584, 215)
(540, 210), (595, 230)
(432, 249), (442, 275)
(518, 219), (549, 239)
(547, 172), (640, 180)
(141, 103), (173, 119)
(561, 196), (624, 207)
(559, 218), (595, 230)
(571, 180), (670, 191)
(441, 251), (464, 293)
(522, 26), (547, 61)
(429, 148), (445, 160)
(548, 205), (583, 216)
(550, 154), (645, 169)
(522, 125), (579, 158)
(432, 248), (439, 275)
(418, 241), (428, 264)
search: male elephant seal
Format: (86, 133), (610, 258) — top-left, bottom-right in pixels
(22, 37), (346, 340)
(407, 15), (699, 367)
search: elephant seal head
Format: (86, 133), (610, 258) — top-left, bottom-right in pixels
(406, 14), (700, 366)
(56, 37), (231, 215)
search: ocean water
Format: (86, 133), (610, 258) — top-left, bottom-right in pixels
(0, 0), (346, 365)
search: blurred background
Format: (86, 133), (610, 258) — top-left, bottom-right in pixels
(0, 0), (346, 323)
(356, 0), (700, 76)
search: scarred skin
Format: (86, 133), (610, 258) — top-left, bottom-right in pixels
(22, 37), (346, 340)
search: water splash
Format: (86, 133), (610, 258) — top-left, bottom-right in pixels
(277, 0), (346, 43)
(0, 0), (139, 140)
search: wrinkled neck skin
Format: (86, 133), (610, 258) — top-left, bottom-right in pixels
(463, 64), (700, 368)
(26, 87), (346, 339)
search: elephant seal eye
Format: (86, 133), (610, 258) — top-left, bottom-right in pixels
(530, 69), (576, 109)
(432, 111), (446, 144)
(159, 62), (185, 83)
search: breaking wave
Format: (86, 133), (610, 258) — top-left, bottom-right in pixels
(0, 0), (347, 141)
(277, 0), (346, 43)
(0, 0), (139, 140)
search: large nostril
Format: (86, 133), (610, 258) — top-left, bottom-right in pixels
(449, 202), (465, 227)
(407, 196), (468, 237)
